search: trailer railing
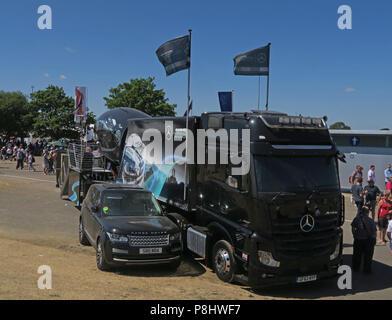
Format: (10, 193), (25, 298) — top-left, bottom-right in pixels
(67, 143), (95, 172)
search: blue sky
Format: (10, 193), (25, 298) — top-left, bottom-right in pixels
(0, 0), (391, 129)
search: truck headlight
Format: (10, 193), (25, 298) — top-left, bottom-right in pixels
(330, 240), (341, 261)
(258, 251), (280, 267)
(170, 232), (181, 241)
(106, 232), (128, 243)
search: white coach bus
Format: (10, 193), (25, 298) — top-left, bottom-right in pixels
(330, 130), (392, 191)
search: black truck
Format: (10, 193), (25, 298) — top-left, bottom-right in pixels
(111, 109), (345, 288)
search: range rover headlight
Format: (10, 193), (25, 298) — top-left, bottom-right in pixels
(258, 251), (280, 267)
(106, 232), (128, 243)
(170, 232), (181, 241)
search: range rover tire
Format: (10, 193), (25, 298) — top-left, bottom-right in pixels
(79, 218), (90, 246)
(96, 238), (111, 271)
(212, 240), (237, 283)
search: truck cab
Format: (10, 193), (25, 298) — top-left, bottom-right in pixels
(193, 111), (344, 287)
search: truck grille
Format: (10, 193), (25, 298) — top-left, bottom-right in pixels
(128, 233), (169, 247)
(271, 215), (338, 260)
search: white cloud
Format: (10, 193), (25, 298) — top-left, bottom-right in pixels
(44, 73), (49, 78)
(59, 74), (67, 80)
(344, 88), (356, 93)
(65, 47), (76, 54)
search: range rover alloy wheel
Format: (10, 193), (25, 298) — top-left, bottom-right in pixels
(96, 238), (111, 271)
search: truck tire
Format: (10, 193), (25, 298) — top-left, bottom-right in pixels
(79, 218), (90, 246)
(212, 240), (237, 283)
(96, 238), (111, 271)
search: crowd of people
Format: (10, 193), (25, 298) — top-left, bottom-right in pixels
(0, 138), (59, 175)
(350, 164), (392, 274)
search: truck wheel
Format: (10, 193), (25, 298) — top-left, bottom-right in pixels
(96, 238), (111, 271)
(79, 218), (90, 246)
(212, 240), (237, 283)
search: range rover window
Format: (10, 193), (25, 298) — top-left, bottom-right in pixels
(101, 190), (163, 217)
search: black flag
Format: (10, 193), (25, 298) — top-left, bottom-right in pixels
(156, 35), (190, 76)
(233, 43), (270, 76)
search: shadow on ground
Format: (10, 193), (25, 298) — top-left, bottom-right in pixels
(110, 254), (206, 278)
(246, 254), (392, 299)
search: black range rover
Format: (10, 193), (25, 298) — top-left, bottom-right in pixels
(79, 184), (182, 270)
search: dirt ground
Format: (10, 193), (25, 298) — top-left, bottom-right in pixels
(0, 159), (268, 300)
(1, 158), (392, 300)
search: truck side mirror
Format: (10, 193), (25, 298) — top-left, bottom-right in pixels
(337, 151), (346, 163)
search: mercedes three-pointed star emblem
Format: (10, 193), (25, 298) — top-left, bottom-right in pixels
(300, 214), (315, 233)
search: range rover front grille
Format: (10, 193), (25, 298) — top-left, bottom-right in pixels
(271, 215), (338, 260)
(128, 233), (169, 247)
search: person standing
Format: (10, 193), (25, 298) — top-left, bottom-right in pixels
(364, 180), (381, 220)
(350, 165), (363, 185)
(387, 176), (392, 191)
(43, 150), (50, 175)
(6, 146), (12, 160)
(367, 165), (376, 183)
(375, 190), (392, 245)
(351, 178), (364, 215)
(28, 152), (36, 172)
(15, 147), (24, 170)
(351, 206), (377, 274)
(384, 164), (392, 186)
(387, 218), (392, 255)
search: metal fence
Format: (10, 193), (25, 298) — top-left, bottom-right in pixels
(67, 143), (95, 172)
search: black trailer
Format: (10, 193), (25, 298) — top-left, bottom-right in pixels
(114, 110), (345, 288)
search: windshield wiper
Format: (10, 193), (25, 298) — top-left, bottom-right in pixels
(270, 191), (296, 204)
(307, 185), (339, 200)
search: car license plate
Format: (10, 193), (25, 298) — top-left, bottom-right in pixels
(296, 275), (317, 283)
(139, 247), (162, 254)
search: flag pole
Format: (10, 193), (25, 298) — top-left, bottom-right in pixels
(257, 76), (260, 110)
(232, 89), (234, 112)
(265, 74), (269, 111)
(184, 29), (192, 202)
(265, 43), (271, 111)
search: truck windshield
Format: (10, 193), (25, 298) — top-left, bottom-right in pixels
(101, 190), (163, 217)
(254, 156), (339, 193)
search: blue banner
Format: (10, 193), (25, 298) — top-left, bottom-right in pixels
(218, 91), (233, 112)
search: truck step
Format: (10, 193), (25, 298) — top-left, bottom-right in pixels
(234, 274), (248, 286)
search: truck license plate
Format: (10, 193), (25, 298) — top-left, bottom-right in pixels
(296, 275), (317, 283)
(139, 248), (162, 254)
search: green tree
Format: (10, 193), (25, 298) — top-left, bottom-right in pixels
(104, 77), (177, 116)
(0, 90), (33, 139)
(329, 121), (351, 130)
(30, 85), (95, 140)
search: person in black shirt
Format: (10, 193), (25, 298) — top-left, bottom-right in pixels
(351, 178), (364, 215)
(351, 206), (377, 274)
(364, 180), (381, 220)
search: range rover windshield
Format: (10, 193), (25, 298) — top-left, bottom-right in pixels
(254, 156), (339, 193)
(101, 190), (163, 217)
